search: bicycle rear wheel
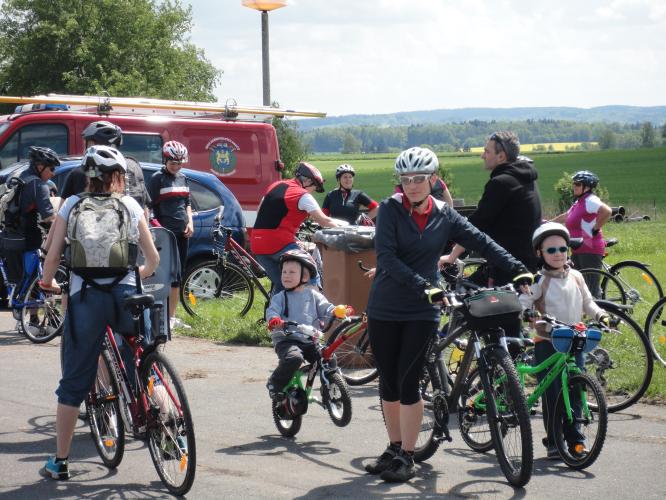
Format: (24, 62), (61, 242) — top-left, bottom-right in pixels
(645, 297), (666, 367)
(413, 359), (447, 463)
(579, 268), (626, 304)
(20, 266), (67, 344)
(609, 261), (664, 319)
(142, 351), (196, 496)
(458, 367), (494, 453)
(180, 260), (254, 318)
(480, 346), (533, 487)
(553, 373), (607, 470)
(587, 305), (653, 412)
(86, 347), (125, 468)
(272, 399), (303, 437)
(335, 322), (378, 386)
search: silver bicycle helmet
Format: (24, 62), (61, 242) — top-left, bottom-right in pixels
(335, 164), (355, 179)
(82, 145), (128, 178)
(394, 147), (438, 175)
(82, 121), (123, 147)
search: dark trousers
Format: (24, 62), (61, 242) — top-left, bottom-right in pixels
(534, 341), (585, 446)
(270, 340), (320, 391)
(572, 253), (604, 298)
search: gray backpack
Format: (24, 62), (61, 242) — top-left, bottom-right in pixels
(65, 193), (139, 280)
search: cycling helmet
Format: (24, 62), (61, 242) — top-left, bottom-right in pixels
(28, 146), (60, 168)
(81, 145), (128, 178)
(280, 248), (318, 281)
(295, 162), (325, 193)
(82, 121), (123, 147)
(162, 141), (189, 163)
(394, 147), (438, 175)
(572, 170), (599, 189)
(335, 163), (355, 180)
(532, 222), (570, 251)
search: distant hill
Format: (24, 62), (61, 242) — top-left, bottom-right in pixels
(296, 105), (666, 130)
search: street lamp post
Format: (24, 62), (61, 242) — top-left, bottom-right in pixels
(241, 1), (287, 107)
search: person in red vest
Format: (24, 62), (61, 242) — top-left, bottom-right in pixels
(250, 162), (345, 293)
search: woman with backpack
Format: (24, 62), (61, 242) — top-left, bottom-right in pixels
(38, 145), (159, 481)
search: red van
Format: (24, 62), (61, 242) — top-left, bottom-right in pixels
(0, 100), (298, 226)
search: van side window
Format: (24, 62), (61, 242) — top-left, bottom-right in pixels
(0, 123), (68, 167)
(189, 179), (222, 212)
(120, 133), (163, 163)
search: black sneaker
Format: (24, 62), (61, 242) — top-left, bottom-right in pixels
(365, 446), (397, 474)
(380, 450), (416, 483)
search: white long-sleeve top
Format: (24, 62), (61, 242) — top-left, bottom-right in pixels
(519, 265), (605, 326)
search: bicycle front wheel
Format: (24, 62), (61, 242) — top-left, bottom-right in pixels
(588, 305), (653, 412)
(322, 372), (352, 427)
(180, 260), (254, 318)
(645, 297), (666, 367)
(610, 261), (664, 318)
(579, 268), (626, 304)
(479, 346), (533, 487)
(553, 373), (608, 470)
(20, 266), (67, 344)
(335, 322), (378, 386)
(142, 351), (196, 496)
(86, 347), (125, 468)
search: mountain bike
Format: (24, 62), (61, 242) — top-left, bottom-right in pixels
(0, 249), (66, 343)
(644, 296), (666, 367)
(462, 315), (608, 470)
(271, 318), (353, 438)
(180, 222), (270, 318)
(412, 280), (533, 487)
(85, 293), (196, 495)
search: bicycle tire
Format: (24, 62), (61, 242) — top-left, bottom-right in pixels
(180, 260), (254, 318)
(272, 399), (303, 437)
(322, 372), (352, 427)
(553, 373), (608, 470)
(479, 346), (533, 487)
(335, 322), (378, 386)
(579, 268), (626, 304)
(458, 367), (494, 453)
(588, 305), (653, 412)
(645, 296), (666, 367)
(20, 266), (67, 344)
(142, 351), (196, 496)
(610, 261), (664, 308)
(413, 359), (447, 463)
(86, 347), (125, 468)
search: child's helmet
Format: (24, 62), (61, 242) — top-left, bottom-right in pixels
(279, 249), (318, 279)
(532, 222), (570, 251)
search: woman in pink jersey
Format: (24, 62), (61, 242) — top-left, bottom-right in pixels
(552, 170), (611, 296)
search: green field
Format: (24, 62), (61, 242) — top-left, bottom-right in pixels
(311, 148), (666, 216)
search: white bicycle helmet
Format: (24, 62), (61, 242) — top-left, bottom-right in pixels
(82, 145), (128, 178)
(394, 147), (439, 175)
(335, 164), (355, 179)
(532, 222), (570, 251)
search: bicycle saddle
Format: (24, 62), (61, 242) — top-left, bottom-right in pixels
(505, 337), (535, 349)
(123, 293), (155, 314)
(605, 238), (618, 247)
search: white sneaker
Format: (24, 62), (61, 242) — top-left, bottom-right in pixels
(170, 317), (191, 330)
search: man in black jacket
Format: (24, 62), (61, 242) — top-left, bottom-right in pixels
(444, 131), (542, 284)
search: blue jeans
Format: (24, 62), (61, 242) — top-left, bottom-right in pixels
(57, 284), (149, 407)
(256, 243), (320, 294)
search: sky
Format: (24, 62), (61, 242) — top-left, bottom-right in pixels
(188, 0), (666, 117)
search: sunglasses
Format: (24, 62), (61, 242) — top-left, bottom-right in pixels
(399, 174), (430, 186)
(489, 133), (507, 155)
(544, 246), (568, 255)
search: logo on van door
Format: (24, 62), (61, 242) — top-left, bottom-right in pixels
(206, 137), (239, 176)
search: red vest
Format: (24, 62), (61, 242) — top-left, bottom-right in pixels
(250, 179), (309, 254)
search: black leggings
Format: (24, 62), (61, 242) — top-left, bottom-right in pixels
(368, 317), (438, 405)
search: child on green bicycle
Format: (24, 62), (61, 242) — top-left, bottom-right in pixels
(265, 249), (350, 400)
(519, 222), (609, 459)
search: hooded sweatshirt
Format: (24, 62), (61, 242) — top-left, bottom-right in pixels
(468, 156), (542, 273)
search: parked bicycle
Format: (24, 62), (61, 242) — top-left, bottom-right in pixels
(0, 250), (66, 343)
(645, 296), (666, 367)
(412, 273), (533, 487)
(272, 318), (353, 438)
(462, 314), (608, 470)
(181, 210), (270, 318)
(86, 293), (196, 495)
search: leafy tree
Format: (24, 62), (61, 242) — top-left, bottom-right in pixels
(341, 133), (361, 154)
(0, 0), (220, 101)
(598, 129), (616, 149)
(640, 122), (656, 148)
(272, 117), (309, 178)
(662, 123), (666, 142)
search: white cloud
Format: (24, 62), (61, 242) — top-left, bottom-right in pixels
(188, 0), (666, 115)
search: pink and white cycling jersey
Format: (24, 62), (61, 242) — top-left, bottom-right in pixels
(566, 192), (606, 255)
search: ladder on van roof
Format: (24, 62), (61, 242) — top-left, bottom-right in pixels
(0, 94), (326, 120)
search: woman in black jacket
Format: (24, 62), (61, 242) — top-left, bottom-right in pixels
(364, 147), (532, 483)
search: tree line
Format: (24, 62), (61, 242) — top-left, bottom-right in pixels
(301, 120), (666, 154)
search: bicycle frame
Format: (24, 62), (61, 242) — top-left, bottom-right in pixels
(0, 252), (42, 309)
(216, 227), (270, 301)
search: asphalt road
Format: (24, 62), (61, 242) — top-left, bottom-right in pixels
(1, 311), (665, 499)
